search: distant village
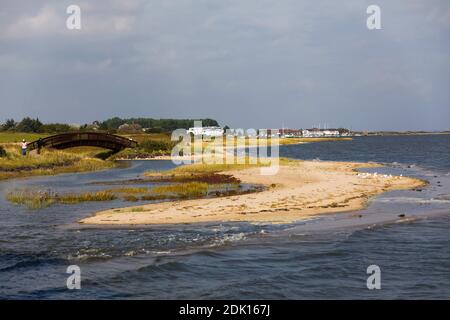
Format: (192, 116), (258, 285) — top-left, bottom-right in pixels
(4, 117), (446, 137)
(116, 123), (353, 138)
(0, 117), (355, 137)
(186, 126), (352, 138)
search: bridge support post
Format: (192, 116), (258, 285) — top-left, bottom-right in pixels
(37, 138), (42, 154)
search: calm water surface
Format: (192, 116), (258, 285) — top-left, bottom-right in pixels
(0, 135), (449, 299)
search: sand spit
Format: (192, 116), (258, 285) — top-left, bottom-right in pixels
(79, 160), (425, 225)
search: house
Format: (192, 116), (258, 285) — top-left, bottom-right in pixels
(279, 128), (303, 138)
(302, 128), (341, 137)
(118, 123), (144, 133)
(187, 126), (224, 137)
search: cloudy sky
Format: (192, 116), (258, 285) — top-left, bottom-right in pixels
(0, 0), (449, 130)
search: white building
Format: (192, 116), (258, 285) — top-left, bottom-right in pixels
(322, 130), (340, 137)
(188, 126), (224, 137)
(302, 129), (340, 137)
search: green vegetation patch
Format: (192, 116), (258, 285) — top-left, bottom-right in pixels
(105, 187), (149, 194)
(0, 146), (115, 181)
(150, 182), (209, 198)
(6, 189), (117, 209)
(0, 132), (49, 144)
(111, 133), (176, 159)
(6, 190), (56, 210)
(145, 172), (241, 184)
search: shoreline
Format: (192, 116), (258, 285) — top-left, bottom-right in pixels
(114, 137), (353, 161)
(0, 136), (350, 178)
(79, 160), (426, 226)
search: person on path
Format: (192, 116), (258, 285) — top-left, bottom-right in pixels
(21, 139), (27, 156)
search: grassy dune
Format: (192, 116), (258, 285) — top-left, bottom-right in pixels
(0, 145), (115, 181)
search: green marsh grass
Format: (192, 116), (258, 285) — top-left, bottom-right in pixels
(6, 189), (117, 209)
(0, 145), (115, 180)
(150, 182), (209, 198)
(123, 195), (140, 202)
(57, 191), (117, 204)
(105, 187), (148, 194)
(6, 190), (56, 210)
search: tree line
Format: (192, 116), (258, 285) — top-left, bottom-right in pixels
(98, 117), (220, 132)
(0, 118), (74, 133)
(0, 117), (221, 134)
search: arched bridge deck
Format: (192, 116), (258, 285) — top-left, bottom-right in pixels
(27, 132), (138, 153)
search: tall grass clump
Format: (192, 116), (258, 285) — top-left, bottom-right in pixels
(0, 148), (79, 171)
(166, 159), (266, 175)
(6, 189), (117, 209)
(6, 190), (56, 210)
(150, 182), (209, 198)
(105, 187), (148, 194)
(57, 191), (117, 204)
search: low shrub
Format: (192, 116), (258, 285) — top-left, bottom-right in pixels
(139, 140), (175, 153)
(0, 146), (6, 157)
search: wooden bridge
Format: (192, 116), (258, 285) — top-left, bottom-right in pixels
(27, 132), (138, 153)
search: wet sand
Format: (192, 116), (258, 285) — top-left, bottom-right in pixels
(79, 160), (426, 225)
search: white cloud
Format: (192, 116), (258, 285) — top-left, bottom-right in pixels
(1, 5), (63, 39)
(0, 3), (138, 39)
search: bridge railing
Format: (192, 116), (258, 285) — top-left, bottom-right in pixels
(27, 132), (138, 151)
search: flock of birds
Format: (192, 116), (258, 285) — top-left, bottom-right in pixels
(357, 172), (403, 179)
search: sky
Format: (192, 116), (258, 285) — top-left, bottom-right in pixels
(0, 0), (449, 131)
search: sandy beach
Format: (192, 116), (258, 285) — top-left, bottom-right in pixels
(79, 160), (426, 225)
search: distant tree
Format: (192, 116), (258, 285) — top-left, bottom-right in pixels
(39, 123), (73, 133)
(144, 127), (163, 134)
(16, 117), (43, 133)
(139, 140), (176, 153)
(1, 119), (17, 131)
(99, 117), (220, 132)
(201, 118), (220, 127)
(337, 128), (350, 135)
(99, 117), (126, 131)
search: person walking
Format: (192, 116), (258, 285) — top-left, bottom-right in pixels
(21, 139), (27, 156)
(37, 138), (43, 154)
